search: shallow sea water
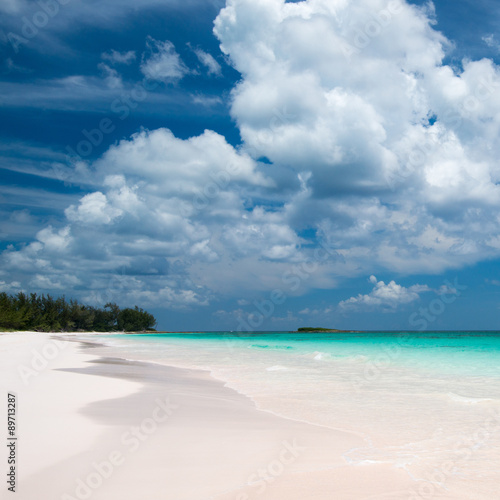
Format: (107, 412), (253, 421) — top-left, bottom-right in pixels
(82, 331), (500, 495)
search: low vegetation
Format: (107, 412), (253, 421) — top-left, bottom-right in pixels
(0, 292), (157, 332)
(297, 327), (350, 333)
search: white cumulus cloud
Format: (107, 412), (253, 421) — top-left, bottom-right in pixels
(65, 192), (124, 225)
(213, 0), (500, 273)
(339, 275), (431, 311)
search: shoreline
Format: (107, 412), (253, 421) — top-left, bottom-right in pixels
(5, 329), (500, 336)
(71, 335), (374, 444)
(2, 331), (491, 499)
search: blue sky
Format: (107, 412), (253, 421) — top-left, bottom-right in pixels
(1, 0), (500, 331)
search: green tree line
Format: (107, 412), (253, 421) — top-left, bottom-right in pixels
(0, 292), (157, 332)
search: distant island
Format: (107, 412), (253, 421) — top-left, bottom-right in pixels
(296, 327), (356, 333)
(0, 292), (157, 333)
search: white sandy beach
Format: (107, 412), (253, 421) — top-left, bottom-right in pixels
(1, 332), (495, 500)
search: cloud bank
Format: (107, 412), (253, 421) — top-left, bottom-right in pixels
(3, 0), (500, 313)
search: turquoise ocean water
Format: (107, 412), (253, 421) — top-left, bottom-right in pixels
(85, 331), (500, 489)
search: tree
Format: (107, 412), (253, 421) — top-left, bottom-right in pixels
(0, 292), (157, 332)
(118, 306), (157, 332)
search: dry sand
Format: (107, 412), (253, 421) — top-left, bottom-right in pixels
(0, 332), (469, 499)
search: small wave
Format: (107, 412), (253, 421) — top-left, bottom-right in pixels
(301, 351), (331, 360)
(355, 459), (386, 466)
(447, 393), (493, 405)
(249, 344), (293, 350)
(313, 351), (330, 360)
(345, 354), (369, 362)
(266, 365), (288, 371)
